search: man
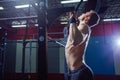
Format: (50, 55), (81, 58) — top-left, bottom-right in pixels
(65, 10), (100, 80)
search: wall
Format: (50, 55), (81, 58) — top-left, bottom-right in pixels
(1, 21), (120, 75)
(88, 21), (120, 75)
(15, 40), (37, 73)
(86, 36), (115, 74)
(5, 42), (16, 72)
(59, 47), (65, 73)
(4, 40), (62, 73)
(48, 42), (60, 73)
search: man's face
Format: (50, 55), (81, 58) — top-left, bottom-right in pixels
(84, 13), (92, 23)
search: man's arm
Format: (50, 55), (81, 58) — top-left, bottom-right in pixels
(68, 17), (83, 46)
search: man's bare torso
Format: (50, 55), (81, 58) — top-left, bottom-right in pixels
(65, 23), (90, 70)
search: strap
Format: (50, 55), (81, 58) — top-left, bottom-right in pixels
(75, 0), (83, 12)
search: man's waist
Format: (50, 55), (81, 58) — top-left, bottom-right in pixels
(68, 61), (84, 71)
(70, 64), (86, 74)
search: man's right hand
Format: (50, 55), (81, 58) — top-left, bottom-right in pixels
(69, 16), (76, 23)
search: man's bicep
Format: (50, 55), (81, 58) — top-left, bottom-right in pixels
(68, 23), (86, 45)
(68, 23), (76, 40)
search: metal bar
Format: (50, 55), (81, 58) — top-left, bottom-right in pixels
(0, 16), (37, 21)
(29, 41), (32, 73)
(0, 0), (16, 3)
(21, 5), (31, 79)
(6, 40), (37, 43)
(37, 0), (48, 80)
(56, 41), (65, 47)
(0, 0), (37, 4)
(48, 36), (66, 47)
(48, 32), (64, 34)
(25, 47), (38, 48)
(1, 31), (7, 80)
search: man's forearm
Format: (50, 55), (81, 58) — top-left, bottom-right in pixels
(68, 23), (83, 46)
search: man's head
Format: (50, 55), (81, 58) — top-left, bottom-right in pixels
(78, 10), (100, 27)
(87, 10), (100, 27)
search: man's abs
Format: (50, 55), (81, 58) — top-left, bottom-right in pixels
(65, 45), (85, 70)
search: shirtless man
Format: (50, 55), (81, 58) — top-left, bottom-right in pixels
(65, 10), (100, 80)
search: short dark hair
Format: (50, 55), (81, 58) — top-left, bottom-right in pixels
(88, 12), (100, 27)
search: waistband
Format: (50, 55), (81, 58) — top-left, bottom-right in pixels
(70, 64), (87, 74)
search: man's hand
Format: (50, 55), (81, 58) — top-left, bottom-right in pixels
(69, 16), (76, 23)
(78, 13), (86, 21)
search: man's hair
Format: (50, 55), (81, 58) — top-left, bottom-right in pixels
(88, 12), (100, 27)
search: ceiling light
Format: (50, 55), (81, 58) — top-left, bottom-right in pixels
(103, 18), (120, 21)
(35, 3), (38, 6)
(0, 7), (4, 10)
(60, 22), (68, 24)
(12, 24), (38, 27)
(61, 0), (87, 4)
(12, 25), (26, 27)
(35, 24), (38, 26)
(15, 4), (30, 9)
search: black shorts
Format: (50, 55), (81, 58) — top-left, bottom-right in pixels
(70, 64), (95, 80)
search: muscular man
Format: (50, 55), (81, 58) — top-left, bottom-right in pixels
(65, 10), (100, 80)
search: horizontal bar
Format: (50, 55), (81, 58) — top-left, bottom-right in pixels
(0, 16), (37, 21)
(6, 40), (38, 43)
(48, 32), (64, 34)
